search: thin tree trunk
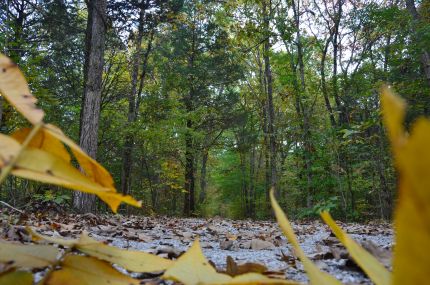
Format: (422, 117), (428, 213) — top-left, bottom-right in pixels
(73, 0), (107, 213)
(199, 150), (208, 204)
(263, 0), (277, 199)
(184, 23), (196, 216)
(121, 6), (145, 196)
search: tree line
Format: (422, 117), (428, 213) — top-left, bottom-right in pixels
(1, 0), (429, 220)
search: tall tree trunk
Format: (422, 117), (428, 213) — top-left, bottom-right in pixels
(121, 6), (145, 197)
(321, 37), (337, 127)
(249, 144), (256, 217)
(73, 0), (107, 213)
(262, 0), (277, 200)
(199, 150), (208, 204)
(183, 24), (196, 216)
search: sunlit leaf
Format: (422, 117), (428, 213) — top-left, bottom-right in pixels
(220, 273), (300, 285)
(46, 255), (139, 285)
(0, 241), (59, 268)
(11, 128), (71, 162)
(270, 190), (342, 285)
(29, 229), (173, 272)
(163, 239), (232, 285)
(0, 134), (141, 212)
(320, 211), (391, 285)
(0, 54), (44, 124)
(44, 124), (114, 189)
(381, 86), (430, 285)
(0, 134), (20, 168)
(0, 271), (33, 285)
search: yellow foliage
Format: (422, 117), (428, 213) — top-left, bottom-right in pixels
(0, 54), (44, 124)
(270, 190), (342, 285)
(30, 229), (173, 272)
(0, 271), (32, 285)
(46, 255), (140, 285)
(0, 53), (141, 212)
(0, 242), (59, 268)
(320, 211), (391, 285)
(381, 86), (430, 285)
(163, 239), (232, 285)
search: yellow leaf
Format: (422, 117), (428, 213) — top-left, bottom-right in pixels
(270, 190), (342, 285)
(46, 255), (139, 285)
(320, 211), (391, 285)
(0, 54), (44, 124)
(381, 87), (430, 285)
(29, 229), (173, 272)
(0, 271), (33, 285)
(163, 239), (232, 285)
(44, 124), (114, 189)
(0, 134), (141, 212)
(216, 273), (301, 285)
(0, 241), (59, 268)
(11, 128), (71, 162)
(0, 134), (20, 168)
(28, 227), (78, 247)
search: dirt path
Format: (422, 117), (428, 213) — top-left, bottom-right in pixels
(1, 211), (393, 284)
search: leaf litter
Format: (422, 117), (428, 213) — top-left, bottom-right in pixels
(0, 209), (393, 284)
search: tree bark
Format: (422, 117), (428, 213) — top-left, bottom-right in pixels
(183, 23), (196, 216)
(73, 0), (107, 213)
(198, 150), (208, 204)
(121, 6), (145, 196)
(262, 0), (277, 200)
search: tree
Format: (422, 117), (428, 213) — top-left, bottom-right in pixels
(73, 0), (108, 213)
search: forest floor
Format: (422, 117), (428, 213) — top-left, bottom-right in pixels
(0, 208), (393, 284)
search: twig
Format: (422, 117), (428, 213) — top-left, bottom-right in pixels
(0, 200), (24, 214)
(0, 122), (43, 184)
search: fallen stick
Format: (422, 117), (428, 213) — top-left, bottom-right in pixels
(0, 200), (24, 214)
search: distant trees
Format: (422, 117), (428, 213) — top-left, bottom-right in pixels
(2, 0), (430, 219)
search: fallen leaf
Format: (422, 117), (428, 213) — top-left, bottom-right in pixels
(0, 241), (59, 268)
(320, 211), (391, 285)
(270, 190), (342, 285)
(162, 239), (232, 285)
(30, 229), (173, 272)
(250, 239), (275, 250)
(46, 255), (139, 285)
(220, 272), (300, 285)
(0, 54), (44, 124)
(0, 271), (33, 285)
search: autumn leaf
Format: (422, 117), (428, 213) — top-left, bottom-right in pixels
(270, 190), (342, 285)
(0, 54), (44, 124)
(320, 211), (391, 285)
(46, 255), (139, 285)
(29, 229), (173, 273)
(0, 271), (33, 285)
(381, 86), (430, 285)
(44, 124), (114, 189)
(11, 127), (71, 162)
(163, 239), (232, 285)
(220, 273), (300, 285)
(0, 241), (59, 268)
(0, 134), (141, 212)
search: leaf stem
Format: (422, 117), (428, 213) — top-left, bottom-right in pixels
(0, 122), (44, 184)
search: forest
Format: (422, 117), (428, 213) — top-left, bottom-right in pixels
(1, 0), (430, 221)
